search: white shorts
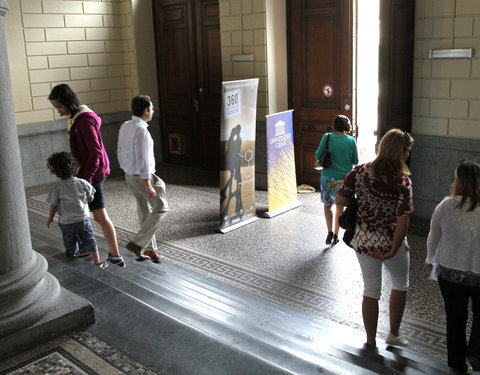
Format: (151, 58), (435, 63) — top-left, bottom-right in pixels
(356, 243), (410, 300)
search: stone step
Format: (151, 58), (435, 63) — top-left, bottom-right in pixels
(28, 211), (471, 375)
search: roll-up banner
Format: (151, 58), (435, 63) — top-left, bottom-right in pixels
(264, 110), (302, 218)
(219, 79), (259, 233)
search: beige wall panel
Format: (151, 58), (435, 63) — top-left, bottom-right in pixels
(91, 100), (130, 114)
(421, 79), (450, 98)
(26, 42), (67, 56)
(424, 0), (455, 18)
(219, 2), (230, 16)
(86, 28), (124, 41)
(468, 100), (480, 118)
(242, 30), (253, 45)
(451, 79), (480, 99)
(222, 16), (242, 31)
(432, 18), (454, 38)
(5, 0), (32, 112)
(65, 15), (103, 27)
(423, 18), (433, 38)
(88, 52), (136, 66)
(20, 0), (42, 13)
(449, 119), (480, 138)
(67, 80), (91, 93)
(31, 83), (53, 97)
(455, 17), (473, 37)
(70, 66), (108, 80)
(456, 0), (480, 16)
(230, 1), (241, 15)
(431, 60), (470, 78)
(233, 62), (254, 75)
(430, 99), (468, 118)
(30, 68), (70, 83)
(244, 45), (266, 61)
(68, 41), (106, 54)
(46, 28), (86, 42)
(105, 40), (129, 52)
(243, 13), (265, 29)
(107, 65), (130, 77)
(90, 77), (130, 91)
(412, 98), (430, 117)
(28, 56), (49, 70)
(411, 117), (449, 136)
(49, 55), (88, 68)
(24, 29), (45, 42)
(103, 15), (126, 27)
(16, 109), (54, 125)
(23, 14), (65, 27)
(83, 2), (119, 15)
(42, 1), (83, 14)
(33, 96), (54, 110)
(83, 90), (111, 103)
(110, 88), (131, 101)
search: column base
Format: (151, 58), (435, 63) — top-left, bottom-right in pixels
(0, 287), (95, 361)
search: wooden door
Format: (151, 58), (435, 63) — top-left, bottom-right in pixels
(377, 0), (415, 138)
(195, 0), (222, 170)
(152, 0), (221, 169)
(289, 0), (353, 187)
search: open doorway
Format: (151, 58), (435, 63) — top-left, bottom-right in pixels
(356, 0), (380, 163)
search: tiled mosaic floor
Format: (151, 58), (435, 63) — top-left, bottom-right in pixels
(0, 331), (162, 375)
(25, 164), (453, 362)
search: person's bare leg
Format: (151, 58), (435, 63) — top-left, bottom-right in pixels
(324, 204), (333, 232)
(90, 251), (100, 264)
(389, 290), (407, 336)
(363, 296), (379, 347)
(92, 208), (120, 257)
(334, 204), (344, 235)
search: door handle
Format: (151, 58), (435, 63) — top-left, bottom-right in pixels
(193, 99), (199, 112)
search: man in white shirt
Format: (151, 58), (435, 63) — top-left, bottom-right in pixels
(117, 95), (169, 262)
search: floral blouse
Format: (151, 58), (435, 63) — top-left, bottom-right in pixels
(338, 163), (414, 257)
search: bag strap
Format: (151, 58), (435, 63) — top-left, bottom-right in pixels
(325, 134), (330, 151)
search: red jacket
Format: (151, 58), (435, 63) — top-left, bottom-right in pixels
(69, 110), (110, 183)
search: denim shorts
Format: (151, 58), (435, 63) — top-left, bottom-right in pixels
(58, 218), (98, 256)
(89, 176), (106, 211)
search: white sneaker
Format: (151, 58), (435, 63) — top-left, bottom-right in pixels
(385, 333), (408, 346)
(94, 261), (108, 269)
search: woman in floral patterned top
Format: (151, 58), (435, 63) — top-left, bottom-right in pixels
(336, 129), (414, 349)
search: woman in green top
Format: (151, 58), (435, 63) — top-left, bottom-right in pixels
(315, 115), (359, 245)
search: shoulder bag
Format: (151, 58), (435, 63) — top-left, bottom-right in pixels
(314, 134), (331, 170)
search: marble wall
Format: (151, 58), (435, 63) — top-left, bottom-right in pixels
(17, 113), (162, 188)
(410, 134), (480, 220)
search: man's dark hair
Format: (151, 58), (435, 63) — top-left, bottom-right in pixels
(48, 84), (80, 117)
(333, 115), (351, 132)
(132, 95), (152, 117)
(47, 152), (80, 180)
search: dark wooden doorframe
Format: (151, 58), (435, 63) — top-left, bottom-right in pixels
(152, 0), (222, 171)
(377, 0), (415, 139)
(287, 0), (415, 185)
(287, 0), (353, 187)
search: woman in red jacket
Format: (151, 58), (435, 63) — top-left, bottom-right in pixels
(49, 84), (125, 267)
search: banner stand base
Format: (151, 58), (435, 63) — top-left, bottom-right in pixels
(218, 216), (260, 234)
(264, 200), (303, 218)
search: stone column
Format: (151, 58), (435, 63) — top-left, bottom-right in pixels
(0, 1), (61, 338)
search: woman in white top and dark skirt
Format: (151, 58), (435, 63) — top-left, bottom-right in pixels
(426, 160), (480, 373)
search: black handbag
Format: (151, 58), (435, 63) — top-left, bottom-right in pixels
(314, 134), (331, 170)
(339, 196), (357, 248)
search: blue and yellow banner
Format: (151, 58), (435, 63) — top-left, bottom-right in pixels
(265, 110), (302, 217)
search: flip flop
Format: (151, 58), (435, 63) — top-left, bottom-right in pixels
(297, 184), (315, 193)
